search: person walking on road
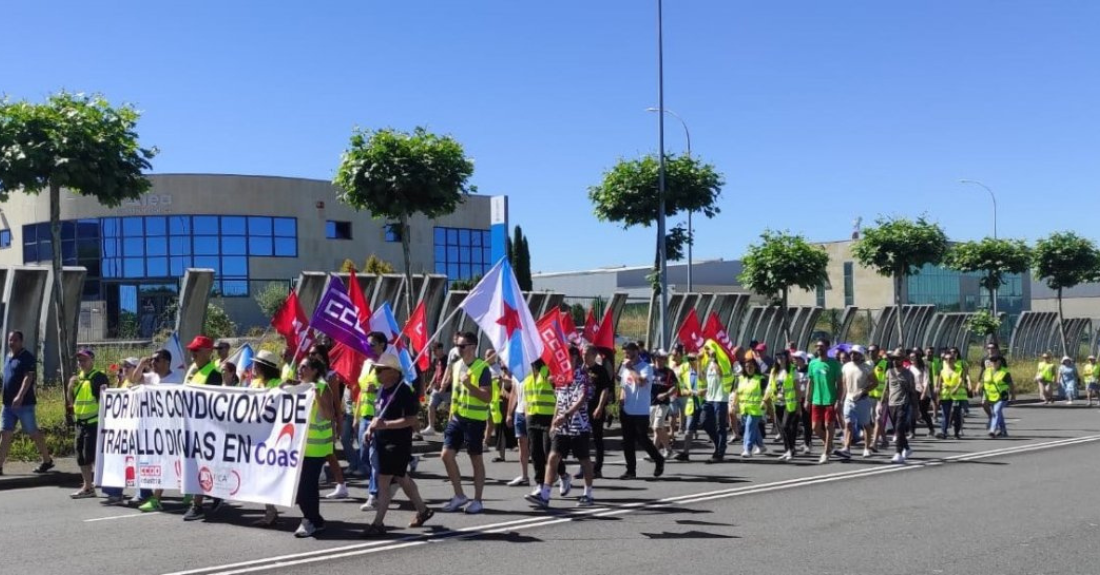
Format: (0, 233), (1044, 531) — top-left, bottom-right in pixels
(528, 347), (597, 508)
(250, 351), (287, 527)
(807, 340), (843, 464)
(293, 357), (335, 538)
(765, 351), (801, 461)
(1084, 356), (1099, 407)
(0, 331), (55, 477)
(937, 350), (967, 439)
(839, 345), (876, 459)
(885, 349), (917, 464)
(582, 345), (613, 478)
(67, 348), (108, 499)
(618, 342), (665, 479)
(1058, 356), (1079, 405)
(505, 366), (531, 487)
(1035, 352), (1056, 404)
(908, 349), (936, 437)
(699, 341), (733, 463)
(732, 353), (767, 458)
(362, 352), (434, 537)
(982, 355), (1014, 437)
(649, 350), (678, 459)
(439, 331), (493, 514)
(181, 335), (225, 522)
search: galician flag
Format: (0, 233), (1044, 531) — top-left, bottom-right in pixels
(459, 258), (543, 382)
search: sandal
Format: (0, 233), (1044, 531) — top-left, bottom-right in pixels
(252, 513), (279, 528)
(408, 508), (435, 528)
(362, 523), (387, 538)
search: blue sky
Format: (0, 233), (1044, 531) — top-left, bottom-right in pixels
(4, 1), (1098, 274)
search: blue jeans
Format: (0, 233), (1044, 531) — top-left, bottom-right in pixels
(341, 410), (366, 475)
(701, 401), (729, 458)
(741, 414), (765, 452)
(988, 400), (1008, 435)
(357, 417), (380, 496)
(940, 400), (963, 437)
(1063, 382), (1078, 401)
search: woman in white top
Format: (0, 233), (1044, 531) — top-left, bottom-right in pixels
(505, 369), (530, 487)
(907, 349), (936, 437)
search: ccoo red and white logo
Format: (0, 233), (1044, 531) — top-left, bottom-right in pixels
(198, 467), (214, 492)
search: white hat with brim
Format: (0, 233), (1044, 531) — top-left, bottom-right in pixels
(365, 352), (403, 373)
(254, 350), (281, 369)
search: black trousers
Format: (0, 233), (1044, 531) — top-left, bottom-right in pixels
(917, 397), (935, 434)
(590, 415), (606, 473)
(527, 415), (564, 485)
(780, 408), (800, 454)
(621, 413), (663, 474)
(296, 456), (326, 524)
(801, 404), (813, 447)
(890, 405), (910, 454)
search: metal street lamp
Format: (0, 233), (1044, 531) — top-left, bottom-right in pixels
(646, 107), (693, 293)
(959, 179), (1000, 317)
(655, 0), (669, 349)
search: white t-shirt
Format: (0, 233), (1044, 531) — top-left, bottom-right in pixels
(143, 370), (181, 384)
(704, 361), (730, 403)
(514, 375), (527, 414)
(909, 365), (930, 393)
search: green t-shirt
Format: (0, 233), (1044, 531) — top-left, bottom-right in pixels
(809, 357), (841, 405)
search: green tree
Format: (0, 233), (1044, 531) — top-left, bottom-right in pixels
(944, 237), (1032, 344)
(739, 230), (830, 345)
(254, 282), (290, 319)
(589, 154), (723, 295)
(512, 226), (533, 291)
(1033, 232), (1100, 355)
(964, 309), (1002, 343)
(0, 92), (156, 385)
(334, 126), (474, 317)
(851, 216), (948, 347)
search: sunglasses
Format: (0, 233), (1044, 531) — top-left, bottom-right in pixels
(456, 343), (475, 349)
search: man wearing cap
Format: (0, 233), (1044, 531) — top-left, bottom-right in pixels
(618, 342), (665, 479)
(884, 349), (918, 463)
(0, 330), (55, 477)
(67, 348), (110, 499)
(839, 345), (876, 459)
(649, 350), (678, 458)
(182, 335), (224, 522)
(214, 340), (231, 367)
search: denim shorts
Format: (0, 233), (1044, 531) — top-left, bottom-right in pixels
(429, 390), (452, 409)
(843, 398), (872, 428)
(1, 405), (39, 434)
(513, 412), (528, 438)
(443, 416), (487, 456)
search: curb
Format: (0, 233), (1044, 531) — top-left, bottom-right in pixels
(0, 471), (82, 491)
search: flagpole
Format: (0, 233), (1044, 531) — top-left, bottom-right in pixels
(411, 304), (465, 365)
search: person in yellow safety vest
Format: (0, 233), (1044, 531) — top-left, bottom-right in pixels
(936, 349), (968, 439)
(1084, 355), (1099, 407)
(731, 354), (767, 458)
(439, 331), (494, 514)
(482, 350), (506, 463)
(67, 348), (109, 500)
(1034, 352), (1056, 404)
(700, 341), (732, 463)
(292, 356), (336, 538)
(674, 352), (701, 460)
(357, 333), (389, 510)
(181, 335), (225, 522)
(866, 345), (890, 451)
(522, 360), (570, 494)
(668, 344), (687, 437)
(765, 351), (802, 461)
(248, 350), (288, 527)
(982, 355), (1015, 438)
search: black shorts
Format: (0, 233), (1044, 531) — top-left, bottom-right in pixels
(443, 417), (487, 456)
(551, 432), (591, 460)
(377, 440), (412, 477)
(75, 422), (97, 467)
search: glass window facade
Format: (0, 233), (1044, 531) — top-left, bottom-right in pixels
(843, 262), (854, 307)
(906, 264), (1026, 315)
(434, 226), (491, 280)
(22, 215), (298, 299)
(384, 223), (402, 243)
(0, 229), (10, 249)
(815, 284), (825, 308)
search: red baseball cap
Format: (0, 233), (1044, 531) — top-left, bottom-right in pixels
(186, 335), (215, 351)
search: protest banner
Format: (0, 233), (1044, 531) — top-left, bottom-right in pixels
(95, 383), (316, 507)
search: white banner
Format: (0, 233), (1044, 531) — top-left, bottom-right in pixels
(94, 383), (316, 507)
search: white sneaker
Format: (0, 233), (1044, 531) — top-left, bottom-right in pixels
(529, 486), (542, 497)
(559, 474), (573, 497)
(818, 452), (829, 464)
(294, 519), (317, 538)
(441, 495), (469, 512)
(891, 453), (903, 464)
(741, 450), (752, 458)
(507, 476), (530, 487)
(862, 448), (872, 458)
(464, 500), (484, 514)
(420, 427), (436, 436)
(798, 445), (811, 455)
(359, 495), (376, 511)
(903, 448), (912, 459)
(325, 483), (349, 499)
(780, 451), (792, 461)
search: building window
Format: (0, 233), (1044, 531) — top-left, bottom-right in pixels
(815, 283), (825, 308)
(434, 226), (491, 280)
(384, 223), (402, 243)
(326, 221), (352, 240)
(21, 215), (299, 300)
(843, 262), (854, 307)
(0, 229), (10, 249)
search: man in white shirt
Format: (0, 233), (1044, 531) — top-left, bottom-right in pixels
(839, 345), (876, 459)
(617, 343), (664, 479)
(131, 349), (182, 385)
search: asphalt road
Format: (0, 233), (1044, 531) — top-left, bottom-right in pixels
(4, 403), (1098, 575)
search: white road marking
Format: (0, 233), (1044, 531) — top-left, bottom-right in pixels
(167, 434), (1100, 575)
(84, 511), (163, 522)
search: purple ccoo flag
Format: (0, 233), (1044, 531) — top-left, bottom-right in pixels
(309, 276), (373, 357)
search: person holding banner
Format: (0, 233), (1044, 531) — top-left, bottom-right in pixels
(67, 348), (109, 499)
(294, 356), (336, 538)
(440, 331), (493, 514)
(250, 350), (286, 527)
(130, 348), (182, 512)
(182, 335), (225, 522)
(362, 352), (435, 537)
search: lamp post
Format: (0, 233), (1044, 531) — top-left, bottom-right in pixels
(646, 107), (692, 292)
(959, 179), (1000, 317)
(655, 0), (669, 349)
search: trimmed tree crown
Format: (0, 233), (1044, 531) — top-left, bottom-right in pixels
(739, 230), (830, 303)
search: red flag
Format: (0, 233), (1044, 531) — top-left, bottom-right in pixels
(559, 310), (578, 343)
(400, 300), (430, 371)
(704, 312), (737, 359)
(582, 308), (598, 343)
(271, 291), (309, 351)
(592, 307), (615, 351)
(676, 309), (705, 353)
(536, 310), (573, 386)
(348, 269), (372, 326)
